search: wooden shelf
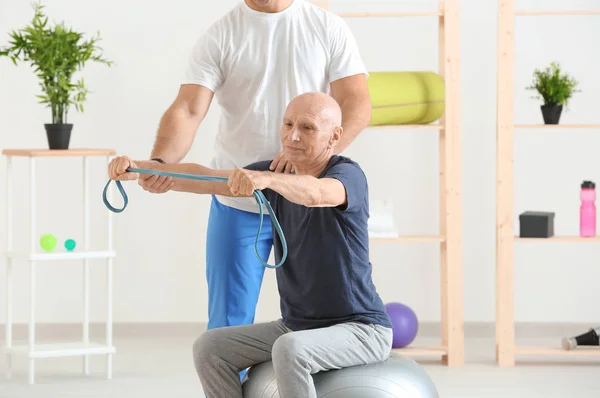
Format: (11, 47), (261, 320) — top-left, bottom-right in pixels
(496, 0), (600, 367)
(338, 11), (443, 18)
(514, 236), (600, 242)
(370, 235), (445, 243)
(2, 148), (116, 157)
(367, 124), (444, 130)
(516, 10), (600, 16)
(393, 345), (447, 356)
(516, 346), (600, 357)
(515, 124), (600, 129)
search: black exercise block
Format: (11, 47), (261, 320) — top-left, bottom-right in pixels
(519, 211), (555, 238)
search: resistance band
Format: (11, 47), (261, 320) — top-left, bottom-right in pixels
(102, 167), (287, 269)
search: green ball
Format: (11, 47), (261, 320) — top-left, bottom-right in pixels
(40, 234), (57, 252)
(64, 239), (77, 251)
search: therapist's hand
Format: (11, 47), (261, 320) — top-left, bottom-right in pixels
(138, 160), (174, 194)
(269, 151), (295, 174)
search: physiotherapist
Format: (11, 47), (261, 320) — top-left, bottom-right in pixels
(139, 0), (372, 366)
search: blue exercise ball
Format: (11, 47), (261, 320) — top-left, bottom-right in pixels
(242, 353), (438, 397)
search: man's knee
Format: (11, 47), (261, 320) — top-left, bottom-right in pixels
(272, 333), (305, 366)
(192, 329), (224, 370)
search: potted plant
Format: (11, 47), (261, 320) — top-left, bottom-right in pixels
(526, 62), (579, 125)
(0, 1), (111, 149)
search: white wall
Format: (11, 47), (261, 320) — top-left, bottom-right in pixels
(1, 0), (600, 326)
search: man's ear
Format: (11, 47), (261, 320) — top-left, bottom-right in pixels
(329, 126), (343, 148)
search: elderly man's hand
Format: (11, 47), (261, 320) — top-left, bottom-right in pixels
(108, 156), (140, 181)
(228, 168), (271, 197)
(269, 151), (295, 174)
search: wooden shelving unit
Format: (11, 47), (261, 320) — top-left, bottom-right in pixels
(496, 0), (600, 366)
(515, 236), (600, 243)
(515, 10), (600, 16)
(516, 346), (600, 357)
(515, 124), (600, 129)
(317, 0), (463, 366)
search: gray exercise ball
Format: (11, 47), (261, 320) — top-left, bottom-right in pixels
(242, 353), (439, 397)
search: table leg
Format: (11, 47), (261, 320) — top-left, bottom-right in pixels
(5, 155), (13, 380)
(82, 156), (90, 375)
(106, 155), (114, 380)
(28, 157), (37, 385)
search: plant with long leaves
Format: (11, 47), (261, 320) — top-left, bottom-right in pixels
(0, 1), (111, 124)
(527, 62), (579, 107)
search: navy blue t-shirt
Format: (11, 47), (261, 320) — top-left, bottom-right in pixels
(245, 155), (392, 331)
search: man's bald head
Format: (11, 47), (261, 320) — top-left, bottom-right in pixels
(286, 92), (342, 132)
(279, 92), (344, 171)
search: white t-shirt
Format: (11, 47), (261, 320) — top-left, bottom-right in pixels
(183, 0), (367, 213)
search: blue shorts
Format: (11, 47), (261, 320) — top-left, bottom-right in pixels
(205, 196), (273, 330)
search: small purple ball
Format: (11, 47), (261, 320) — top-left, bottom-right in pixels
(385, 302), (419, 348)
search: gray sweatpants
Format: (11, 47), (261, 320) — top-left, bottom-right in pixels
(192, 319), (393, 398)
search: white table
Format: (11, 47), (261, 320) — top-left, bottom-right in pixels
(2, 148), (117, 384)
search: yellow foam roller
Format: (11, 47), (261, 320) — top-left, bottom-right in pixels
(367, 71), (445, 126)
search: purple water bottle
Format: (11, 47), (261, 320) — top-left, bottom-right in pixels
(580, 180), (596, 237)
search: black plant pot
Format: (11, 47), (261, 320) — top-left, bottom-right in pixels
(44, 124), (73, 149)
(541, 105), (563, 125)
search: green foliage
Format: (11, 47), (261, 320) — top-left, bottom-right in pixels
(0, 1), (111, 124)
(527, 62), (579, 107)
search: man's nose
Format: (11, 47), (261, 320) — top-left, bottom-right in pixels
(291, 129), (300, 141)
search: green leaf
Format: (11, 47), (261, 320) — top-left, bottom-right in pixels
(526, 62), (580, 107)
(0, 0), (111, 119)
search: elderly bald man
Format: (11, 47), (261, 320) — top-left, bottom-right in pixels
(108, 92), (392, 398)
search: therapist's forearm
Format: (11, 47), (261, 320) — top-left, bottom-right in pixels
(151, 84), (215, 164)
(150, 107), (200, 164)
(137, 161), (230, 195)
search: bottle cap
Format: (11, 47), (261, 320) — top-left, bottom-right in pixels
(582, 180), (596, 189)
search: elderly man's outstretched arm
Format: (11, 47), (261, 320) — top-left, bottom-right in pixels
(108, 157), (347, 209)
(256, 172), (347, 208)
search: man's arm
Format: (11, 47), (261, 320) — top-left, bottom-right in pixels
(141, 163), (342, 203)
(112, 158), (350, 207)
(265, 173), (347, 208)
(326, 13), (372, 154)
(144, 23), (223, 193)
(138, 85), (214, 194)
(156, 162), (233, 196)
(330, 74), (372, 155)
(111, 157), (234, 196)
(150, 84), (214, 164)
